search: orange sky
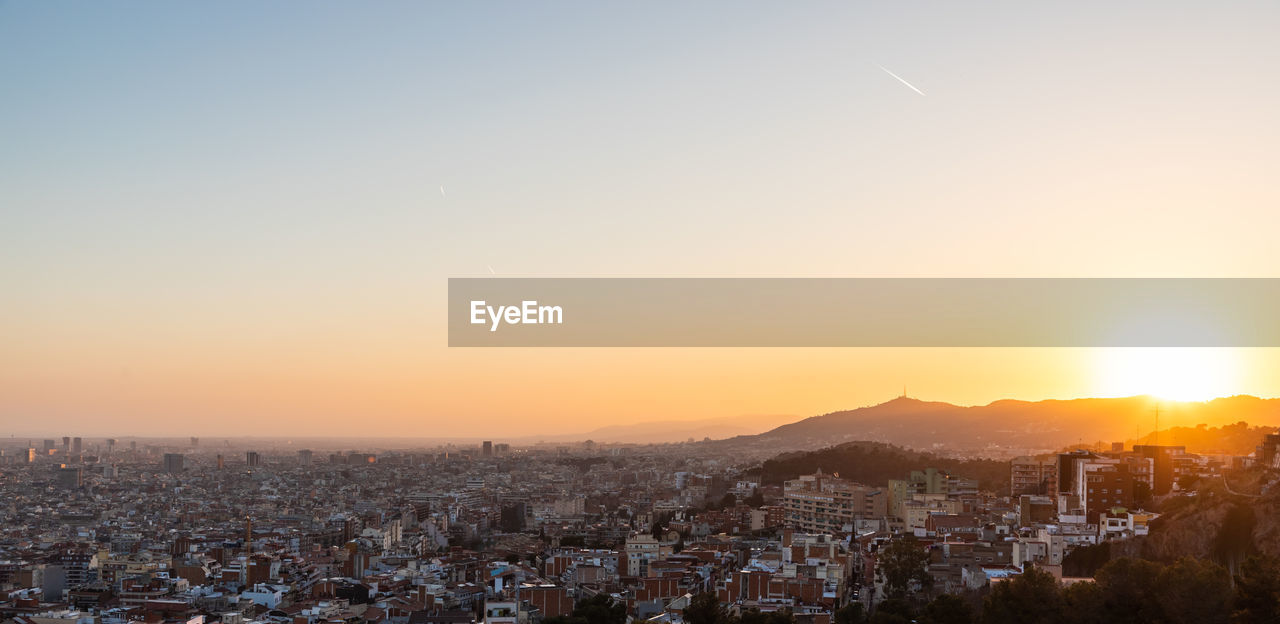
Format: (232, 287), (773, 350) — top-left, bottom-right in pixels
(4, 4), (1280, 437)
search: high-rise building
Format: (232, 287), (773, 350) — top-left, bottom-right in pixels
(105, 439), (116, 455)
(245, 451), (261, 467)
(190, 437), (200, 447)
(162, 453), (185, 474)
(43, 439), (55, 454)
(57, 466), (82, 489)
(72, 437), (82, 455)
(482, 441), (493, 457)
(62, 436), (70, 455)
(297, 449), (313, 465)
(216, 454), (225, 470)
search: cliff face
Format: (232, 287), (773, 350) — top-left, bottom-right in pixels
(1127, 470), (1279, 573)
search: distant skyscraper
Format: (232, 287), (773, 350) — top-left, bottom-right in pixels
(216, 454), (225, 470)
(130, 440), (137, 451)
(245, 451), (261, 467)
(72, 437), (82, 455)
(297, 449), (313, 465)
(106, 439), (116, 455)
(43, 439), (55, 454)
(482, 441), (493, 457)
(190, 436), (200, 448)
(62, 436), (70, 455)
(56, 466), (82, 489)
(25, 448), (35, 463)
(162, 453), (185, 474)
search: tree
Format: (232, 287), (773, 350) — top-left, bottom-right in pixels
(1093, 557), (1163, 622)
(833, 601), (866, 624)
(919, 594), (973, 624)
(981, 566), (1063, 624)
(1132, 480), (1153, 509)
(571, 594), (626, 624)
(1061, 542), (1110, 577)
(739, 608), (796, 624)
(684, 592), (730, 624)
(1154, 557), (1231, 624)
(1060, 581), (1107, 624)
(1214, 504), (1257, 571)
(1233, 554), (1280, 623)
(875, 536), (932, 599)
(868, 598), (913, 624)
(745, 487), (765, 508)
(541, 617), (583, 624)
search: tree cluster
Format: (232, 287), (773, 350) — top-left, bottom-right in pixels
(852, 554), (1280, 624)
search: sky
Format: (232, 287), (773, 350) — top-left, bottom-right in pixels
(3, 2), (1280, 438)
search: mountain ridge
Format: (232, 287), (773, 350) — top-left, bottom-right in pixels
(716, 395), (1280, 458)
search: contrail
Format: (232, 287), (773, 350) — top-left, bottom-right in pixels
(440, 185), (447, 198)
(487, 265), (495, 275)
(878, 65), (926, 96)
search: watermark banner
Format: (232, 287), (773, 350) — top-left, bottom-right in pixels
(448, 278), (1280, 347)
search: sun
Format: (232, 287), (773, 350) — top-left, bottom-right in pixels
(1093, 348), (1240, 402)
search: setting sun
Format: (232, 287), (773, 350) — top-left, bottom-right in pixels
(1093, 348), (1241, 402)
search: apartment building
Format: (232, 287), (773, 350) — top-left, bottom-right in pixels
(783, 471), (886, 534)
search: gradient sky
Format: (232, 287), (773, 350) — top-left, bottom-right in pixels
(4, 2), (1280, 438)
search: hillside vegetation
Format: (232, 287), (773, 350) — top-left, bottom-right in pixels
(752, 440), (1009, 492)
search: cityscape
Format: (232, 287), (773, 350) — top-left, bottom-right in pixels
(3, 395), (1280, 624)
(7, 2), (1280, 623)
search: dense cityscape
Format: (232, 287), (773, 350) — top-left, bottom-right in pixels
(4, 406), (1280, 624)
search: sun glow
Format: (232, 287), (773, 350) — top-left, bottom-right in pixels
(1093, 348), (1241, 402)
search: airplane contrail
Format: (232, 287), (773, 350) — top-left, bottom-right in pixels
(440, 185), (447, 198)
(487, 265), (495, 275)
(878, 65), (926, 96)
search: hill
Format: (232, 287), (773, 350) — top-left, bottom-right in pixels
(715, 395), (1280, 458)
(750, 440), (1010, 493)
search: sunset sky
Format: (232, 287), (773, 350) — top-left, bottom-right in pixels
(4, 3), (1280, 437)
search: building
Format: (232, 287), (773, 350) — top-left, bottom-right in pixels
(298, 449), (313, 465)
(1010, 456), (1056, 497)
(1133, 445), (1188, 495)
(888, 468), (949, 521)
(482, 441), (493, 457)
(623, 533), (671, 576)
(245, 451), (261, 467)
(783, 471), (886, 533)
(57, 466), (83, 489)
(1259, 434), (1280, 468)
(162, 453), (185, 474)
(1053, 450), (1099, 500)
(1076, 461), (1137, 522)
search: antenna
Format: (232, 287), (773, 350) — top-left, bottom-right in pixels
(1153, 404), (1160, 447)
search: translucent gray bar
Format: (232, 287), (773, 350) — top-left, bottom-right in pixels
(448, 278), (1280, 347)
